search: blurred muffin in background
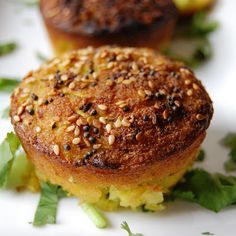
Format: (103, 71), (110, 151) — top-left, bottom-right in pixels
(40, 0), (177, 55)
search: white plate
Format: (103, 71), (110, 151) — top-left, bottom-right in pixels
(0, 1), (236, 235)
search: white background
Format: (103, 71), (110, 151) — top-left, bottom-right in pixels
(0, 0), (236, 235)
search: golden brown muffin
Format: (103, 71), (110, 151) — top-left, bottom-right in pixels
(40, 0), (177, 55)
(10, 46), (213, 211)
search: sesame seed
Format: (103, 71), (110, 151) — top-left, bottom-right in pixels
(144, 90), (152, 96)
(117, 77), (124, 83)
(98, 104), (107, 111)
(148, 81), (154, 89)
(35, 126), (41, 133)
(114, 117), (122, 128)
(196, 114), (205, 120)
(108, 135), (115, 145)
(74, 126), (80, 136)
(53, 145), (60, 155)
(193, 83), (199, 90)
(187, 89), (193, 96)
(122, 117), (130, 127)
(93, 144), (101, 149)
(68, 176), (74, 182)
(136, 131), (144, 141)
(93, 119), (101, 128)
(122, 79), (132, 85)
(106, 124), (112, 133)
(66, 125), (76, 132)
(185, 80), (191, 85)
(138, 90), (146, 98)
(17, 106), (24, 116)
(68, 82), (75, 89)
(99, 117), (107, 124)
(13, 115), (20, 122)
(132, 63), (138, 70)
(68, 114), (79, 122)
(72, 137), (81, 145)
(163, 110), (169, 120)
(174, 100), (181, 107)
(61, 74), (68, 81)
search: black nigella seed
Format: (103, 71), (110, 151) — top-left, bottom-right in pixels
(83, 125), (90, 132)
(91, 149), (97, 154)
(52, 122), (57, 129)
(31, 93), (38, 101)
(172, 105), (178, 112)
(28, 109), (34, 116)
(89, 137), (96, 143)
(90, 109), (97, 116)
(64, 144), (71, 151)
(167, 116), (173, 123)
(143, 115), (149, 121)
(91, 82), (97, 87)
(84, 132), (90, 138)
(83, 152), (91, 159)
(48, 98), (53, 103)
(155, 92), (163, 99)
(123, 106), (130, 112)
(88, 68), (94, 74)
(83, 103), (92, 112)
(59, 92), (65, 97)
(44, 100), (49, 105)
(93, 127), (99, 134)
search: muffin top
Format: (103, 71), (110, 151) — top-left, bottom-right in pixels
(11, 46), (213, 170)
(40, 0), (176, 35)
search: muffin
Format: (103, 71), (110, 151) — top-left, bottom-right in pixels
(11, 46), (213, 211)
(40, 0), (177, 55)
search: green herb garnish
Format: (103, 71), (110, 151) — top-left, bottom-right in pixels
(33, 182), (67, 226)
(17, 0), (39, 6)
(221, 133), (236, 172)
(121, 221), (143, 236)
(202, 232), (214, 235)
(1, 106), (10, 119)
(81, 203), (108, 228)
(0, 77), (20, 92)
(170, 168), (236, 212)
(0, 42), (17, 57)
(196, 149), (205, 162)
(0, 132), (21, 188)
(36, 51), (49, 63)
(163, 11), (218, 67)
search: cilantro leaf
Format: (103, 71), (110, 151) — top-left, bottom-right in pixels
(33, 182), (67, 226)
(0, 42), (17, 56)
(0, 77), (20, 92)
(221, 133), (236, 148)
(196, 149), (205, 162)
(221, 133), (236, 172)
(171, 169), (236, 212)
(1, 106), (10, 119)
(202, 232), (214, 235)
(81, 203), (108, 228)
(36, 51), (49, 63)
(121, 221), (143, 236)
(162, 11), (218, 68)
(0, 132), (21, 187)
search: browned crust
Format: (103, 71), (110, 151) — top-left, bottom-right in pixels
(10, 46), (213, 187)
(40, 0), (177, 36)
